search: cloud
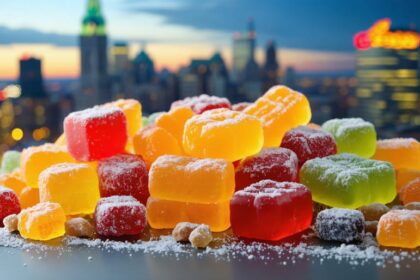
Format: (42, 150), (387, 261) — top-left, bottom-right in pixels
(0, 26), (77, 46)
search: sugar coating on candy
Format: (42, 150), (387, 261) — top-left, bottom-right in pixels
(65, 217), (95, 238)
(98, 154), (149, 205)
(172, 222), (199, 242)
(19, 186), (39, 209)
(1, 151), (21, 174)
(280, 126), (337, 167)
(358, 203), (390, 221)
(314, 208), (365, 243)
(3, 214), (18, 232)
(405, 202), (420, 210)
(300, 153), (396, 209)
(322, 118), (376, 158)
(95, 195), (147, 237)
(189, 224), (213, 248)
(399, 178), (420, 205)
(373, 138), (420, 170)
(232, 102), (251, 112)
(0, 173), (26, 195)
(171, 94), (231, 114)
(235, 148), (298, 191)
(0, 186), (20, 227)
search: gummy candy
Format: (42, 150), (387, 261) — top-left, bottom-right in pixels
(18, 202), (66, 241)
(280, 126), (337, 167)
(149, 155), (234, 203)
(3, 214), (18, 232)
(65, 217), (95, 238)
(322, 118), (376, 158)
(98, 154), (149, 205)
(147, 112), (165, 124)
(399, 178), (420, 205)
(0, 186), (20, 226)
(103, 99), (142, 137)
(1, 150), (20, 174)
(54, 133), (66, 146)
(300, 153), (396, 209)
(94, 196), (147, 237)
(39, 163), (100, 215)
(133, 126), (182, 167)
(19, 186), (39, 209)
(397, 168), (420, 192)
(377, 210), (420, 248)
(156, 106), (194, 144)
(314, 208), (365, 242)
(244, 85), (311, 147)
(365, 221), (378, 235)
(183, 109), (263, 161)
(147, 197), (230, 232)
(230, 180), (312, 241)
(235, 148), (298, 191)
(64, 107), (128, 161)
(232, 102), (251, 112)
(372, 138), (420, 170)
(0, 173), (26, 194)
(171, 94), (231, 114)
(20, 143), (75, 188)
(358, 203), (389, 221)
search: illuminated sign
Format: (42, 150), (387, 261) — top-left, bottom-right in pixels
(354, 18), (420, 50)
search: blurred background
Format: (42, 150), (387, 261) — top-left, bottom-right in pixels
(0, 0), (419, 154)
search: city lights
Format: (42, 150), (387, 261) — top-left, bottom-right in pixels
(11, 128), (23, 141)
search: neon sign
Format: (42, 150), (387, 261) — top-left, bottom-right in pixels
(354, 18), (420, 50)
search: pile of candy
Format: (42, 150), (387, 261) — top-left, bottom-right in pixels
(0, 85), (420, 251)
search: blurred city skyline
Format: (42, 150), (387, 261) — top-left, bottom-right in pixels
(1, 0), (420, 79)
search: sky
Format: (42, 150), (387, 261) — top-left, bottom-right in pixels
(0, 0), (419, 79)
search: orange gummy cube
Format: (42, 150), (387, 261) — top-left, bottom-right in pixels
(133, 126), (182, 167)
(156, 106), (194, 144)
(21, 143), (75, 188)
(0, 173), (26, 194)
(104, 99), (142, 137)
(244, 85), (311, 147)
(399, 178), (420, 205)
(39, 163), (100, 215)
(397, 168), (420, 192)
(183, 109), (263, 161)
(147, 197), (230, 232)
(149, 155), (234, 203)
(19, 186), (39, 209)
(18, 202), (66, 241)
(373, 138), (420, 170)
(377, 210), (420, 248)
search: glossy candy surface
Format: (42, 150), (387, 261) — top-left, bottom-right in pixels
(0, 186), (20, 226)
(399, 178), (420, 205)
(396, 168), (420, 192)
(19, 186), (39, 209)
(155, 106), (194, 144)
(372, 138), (420, 170)
(103, 99), (142, 137)
(0, 173), (26, 195)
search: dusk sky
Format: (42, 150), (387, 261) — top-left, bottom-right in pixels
(0, 0), (419, 79)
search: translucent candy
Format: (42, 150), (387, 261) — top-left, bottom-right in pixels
(397, 168), (420, 192)
(155, 106), (194, 144)
(0, 173), (26, 194)
(0, 186), (20, 226)
(235, 148), (299, 191)
(98, 154), (149, 205)
(103, 99), (142, 137)
(399, 178), (420, 205)
(19, 186), (39, 209)
(230, 180), (312, 241)
(94, 196), (147, 237)
(183, 109), (263, 161)
(18, 202), (66, 241)
(171, 94), (231, 114)
(1, 151), (20, 174)
(372, 138), (420, 170)
(244, 85), (311, 147)
(321, 118), (376, 158)
(300, 153), (396, 209)
(147, 112), (165, 124)
(377, 210), (420, 248)
(280, 126), (337, 167)
(232, 102), (251, 112)
(147, 197), (230, 232)
(314, 208), (365, 242)
(149, 155), (234, 203)
(20, 143), (75, 188)
(64, 107), (128, 161)
(358, 203), (390, 221)
(39, 163), (100, 215)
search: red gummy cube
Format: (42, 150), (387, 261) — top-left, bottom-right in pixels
(98, 154), (149, 205)
(64, 107), (128, 161)
(94, 196), (147, 237)
(171, 94), (231, 114)
(230, 180), (312, 241)
(235, 148), (299, 191)
(281, 126), (337, 167)
(0, 186), (20, 226)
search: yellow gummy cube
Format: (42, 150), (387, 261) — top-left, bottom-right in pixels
(39, 163), (100, 215)
(373, 138), (420, 170)
(183, 108), (263, 161)
(18, 202), (66, 241)
(104, 99), (142, 137)
(20, 143), (75, 188)
(156, 106), (194, 144)
(244, 85), (312, 147)
(147, 197), (230, 232)
(0, 173), (26, 194)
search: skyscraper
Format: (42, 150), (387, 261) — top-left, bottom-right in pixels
(19, 56), (46, 98)
(262, 40), (280, 91)
(111, 42), (131, 97)
(352, 19), (420, 134)
(232, 19), (257, 82)
(133, 47), (155, 85)
(78, 0), (110, 109)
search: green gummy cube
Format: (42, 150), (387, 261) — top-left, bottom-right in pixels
(300, 153), (396, 209)
(1, 150), (21, 174)
(322, 118), (376, 158)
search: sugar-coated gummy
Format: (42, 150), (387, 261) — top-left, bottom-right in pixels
(0, 186), (20, 226)
(1, 151), (21, 174)
(235, 148), (299, 191)
(94, 195), (147, 237)
(321, 118), (376, 158)
(396, 168), (420, 192)
(103, 99), (142, 137)
(19, 186), (39, 209)
(230, 180), (312, 241)
(314, 208), (365, 242)
(399, 178), (420, 205)
(0, 173), (26, 195)
(171, 94), (231, 114)
(372, 138), (420, 170)
(358, 203), (390, 221)
(300, 153), (396, 209)
(156, 106), (194, 144)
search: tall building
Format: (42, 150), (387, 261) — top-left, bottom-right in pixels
(262, 40), (280, 91)
(19, 56), (46, 98)
(110, 42), (131, 98)
(133, 48), (155, 85)
(352, 19), (420, 134)
(232, 19), (257, 82)
(78, 0), (110, 109)
(208, 52), (229, 97)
